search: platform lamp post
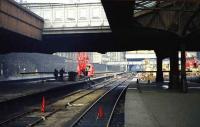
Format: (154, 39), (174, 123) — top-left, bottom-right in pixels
(181, 44), (188, 93)
(0, 64), (2, 76)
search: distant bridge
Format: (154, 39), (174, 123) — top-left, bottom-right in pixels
(22, 3), (111, 34)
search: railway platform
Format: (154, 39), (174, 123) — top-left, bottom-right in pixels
(125, 79), (200, 127)
(0, 81), (73, 103)
(0, 73), (129, 127)
(0, 74), (113, 103)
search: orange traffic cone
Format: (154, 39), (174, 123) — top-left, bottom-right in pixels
(41, 96), (45, 113)
(97, 105), (104, 119)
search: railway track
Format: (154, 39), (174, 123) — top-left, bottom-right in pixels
(0, 74), (129, 127)
(70, 76), (131, 127)
(0, 74), (115, 122)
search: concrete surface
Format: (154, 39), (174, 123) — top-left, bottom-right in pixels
(0, 81), (75, 103)
(125, 83), (200, 127)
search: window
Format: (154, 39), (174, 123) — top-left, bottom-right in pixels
(43, 9), (52, 21)
(91, 7), (100, 19)
(79, 8), (88, 20)
(67, 8), (76, 21)
(54, 8), (64, 21)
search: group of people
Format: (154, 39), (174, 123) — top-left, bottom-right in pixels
(54, 68), (65, 81)
(54, 65), (91, 81)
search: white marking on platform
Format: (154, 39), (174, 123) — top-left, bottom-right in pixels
(128, 88), (137, 90)
(131, 77), (137, 82)
(189, 87), (200, 89)
(72, 104), (84, 106)
(162, 85), (169, 89)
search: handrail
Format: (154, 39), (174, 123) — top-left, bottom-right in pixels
(136, 71), (193, 73)
(20, 71), (117, 75)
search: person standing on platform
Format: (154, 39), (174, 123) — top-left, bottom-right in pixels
(85, 65), (90, 79)
(54, 69), (58, 80)
(59, 68), (65, 81)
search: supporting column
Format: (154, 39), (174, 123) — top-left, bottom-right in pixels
(0, 64), (2, 76)
(156, 56), (164, 82)
(181, 44), (187, 92)
(169, 51), (180, 89)
(127, 65), (130, 72)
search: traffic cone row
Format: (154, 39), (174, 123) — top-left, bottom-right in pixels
(97, 105), (104, 119)
(41, 96), (105, 120)
(41, 96), (45, 113)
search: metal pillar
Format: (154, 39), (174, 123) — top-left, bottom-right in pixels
(156, 56), (164, 82)
(181, 44), (188, 92)
(127, 65), (129, 72)
(169, 51), (180, 89)
(106, 65), (108, 72)
(0, 64), (2, 76)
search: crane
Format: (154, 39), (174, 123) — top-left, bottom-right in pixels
(76, 52), (94, 77)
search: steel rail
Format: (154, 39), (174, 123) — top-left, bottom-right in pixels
(69, 77), (129, 127)
(106, 82), (129, 127)
(28, 78), (119, 127)
(0, 78), (114, 126)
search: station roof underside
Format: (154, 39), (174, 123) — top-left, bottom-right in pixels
(1, 0), (200, 54)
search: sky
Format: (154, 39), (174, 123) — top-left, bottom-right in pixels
(15, 0), (101, 3)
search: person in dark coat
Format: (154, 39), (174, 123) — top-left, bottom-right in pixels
(85, 65), (90, 77)
(59, 68), (65, 81)
(54, 69), (58, 80)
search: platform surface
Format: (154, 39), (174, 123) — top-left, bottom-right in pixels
(125, 81), (200, 127)
(0, 81), (75, 103)
(0, 75), (109, 103)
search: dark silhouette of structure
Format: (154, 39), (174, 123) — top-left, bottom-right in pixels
(59, 68), (65, 81)
(54, 69), (58, 80)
